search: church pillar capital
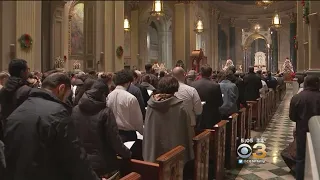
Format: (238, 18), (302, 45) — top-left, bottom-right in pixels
(287, 12), (297, 23)
(229, 17), (236, 27)
(128, 1), (139, 11)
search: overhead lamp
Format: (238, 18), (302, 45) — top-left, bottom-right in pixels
(272, 12), (282, 29)
(194, 16), (204, 33)
(124, 17), (130, 32)
(150, 0), (164, 19)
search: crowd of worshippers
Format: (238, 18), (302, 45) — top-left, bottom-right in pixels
(0, 59), (286, 180)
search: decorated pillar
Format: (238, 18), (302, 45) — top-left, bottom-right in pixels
(129, 2), (139, 69)
(229, 18), (236, 65)
(16, 1), (42, 71)
(288, 12), (297, 72)
(271, 30), (278, 72)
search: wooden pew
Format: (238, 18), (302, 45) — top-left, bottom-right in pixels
(247, 97), (261, 131)
(237, 108), (246, 145)
(245, 104), (252, 139)
(209, 120), (227, 180)
(225, 113), (238, 169)
(260, 95), (266, 129)
(124, 146), (185, 180)
(120, 172), (141, 180)
(193, 130), (211, 180)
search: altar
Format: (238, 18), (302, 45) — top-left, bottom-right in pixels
(254, 51), (267, 71)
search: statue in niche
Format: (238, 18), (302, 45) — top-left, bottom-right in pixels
(254, 52), (267, 71)
(223, 58), (234, 71)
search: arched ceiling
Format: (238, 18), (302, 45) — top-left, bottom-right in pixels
(212, 1), (296, 17)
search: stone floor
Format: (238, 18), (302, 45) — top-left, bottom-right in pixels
(225, 89), (296, 180)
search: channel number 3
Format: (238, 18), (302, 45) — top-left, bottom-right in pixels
(252, 143), (267, 159)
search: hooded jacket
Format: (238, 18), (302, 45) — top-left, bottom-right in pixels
(143, 95), (194, 163)
(4, 88), (98, 180)
(72, 81), (131, 175)
(0, 76), (31, 140)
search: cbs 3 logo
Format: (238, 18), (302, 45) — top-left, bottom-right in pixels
(237, 143), (267, 159)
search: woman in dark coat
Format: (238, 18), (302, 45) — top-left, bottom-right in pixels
(72, 79), (131, 178)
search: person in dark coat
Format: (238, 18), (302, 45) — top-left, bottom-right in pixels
(144, 63), (158, 88)
(228, 66), (247, 109)
(191, 64), (223, 130)
(3, 72), (99, 180)
(127, 73), (146, 119)
(289, 75), (320, 180)
(72, 79), (131, 178)
(0, 140), (5, 178)
(265, 71), (278, 91)
(0, 59), (31, 141)
(243, 66), (262, 101)
(132, 70), (149, 108)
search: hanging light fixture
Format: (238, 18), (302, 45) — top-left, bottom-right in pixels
(272, 12), (282, 28)
(194, 16), (204, 33)
(150, 0), (164, 18)
(256, 0), (273, 9)
(124, 17), (130, 32)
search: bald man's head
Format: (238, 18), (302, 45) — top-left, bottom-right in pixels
(172, 67), (185, 82)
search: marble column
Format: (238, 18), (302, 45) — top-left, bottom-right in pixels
(130, 3), (139, 69)
(229, 18), (236, 65)
(173, 3), (186, 65)
(104, 1), (124, 72)
(104, 1), (115, 72)
(16, 1), (42, 71)
(288, 12), (297, 72)
(271, 30), (278, 73)
(296, 1), (305, 71)
(114, 1), (124, 71)
(211, 7), (219, 70)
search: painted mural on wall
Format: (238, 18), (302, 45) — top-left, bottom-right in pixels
(71, 3), (84, 55)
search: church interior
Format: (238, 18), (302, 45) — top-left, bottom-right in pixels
(1, 1), (320, 180)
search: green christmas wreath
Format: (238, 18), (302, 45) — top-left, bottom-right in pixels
(18, 34), (33, 50)
(116, 46), (124, 58)
(301, 0), (309, 24)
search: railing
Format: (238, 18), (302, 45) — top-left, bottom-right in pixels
(305, 116), (320, 180)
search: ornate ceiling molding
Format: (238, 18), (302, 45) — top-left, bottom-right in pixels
(248, 18), (259, 25)
(210, 1), (295, 19)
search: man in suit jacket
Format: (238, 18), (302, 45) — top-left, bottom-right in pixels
(191, 64), (223, 130)
(243, 66), (262, 101)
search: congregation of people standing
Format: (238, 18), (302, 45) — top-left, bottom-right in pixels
(0, 58), (288, 180)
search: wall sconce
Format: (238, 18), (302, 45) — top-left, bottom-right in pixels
(272, 12), (282, 29)
(124, 17), (130, 32)
(150, 0), (164, 18)
(194, 16), (204, 33)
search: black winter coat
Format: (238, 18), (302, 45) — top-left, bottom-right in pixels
(3, 88), (99, 180)
(243, 72), (262, 101)
(72, 87), (131, 176)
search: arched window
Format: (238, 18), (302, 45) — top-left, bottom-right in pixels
(70, 3), (84, 56)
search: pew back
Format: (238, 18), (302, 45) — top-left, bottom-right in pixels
(193, 130), (211, 180)
(120, 172), (141, 180)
